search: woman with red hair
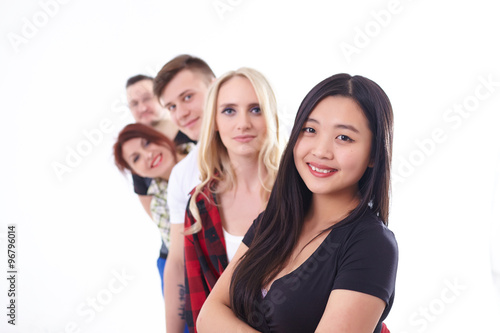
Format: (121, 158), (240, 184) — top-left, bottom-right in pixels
(113, 123), (191, 288)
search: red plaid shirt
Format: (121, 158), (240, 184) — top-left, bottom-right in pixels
(184, 184), (228, 333)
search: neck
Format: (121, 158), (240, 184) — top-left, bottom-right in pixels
(158, 173), (170, 182)
(306, 190), (360, 229)
(225, 154), (266, 194)
(153, 118), (178, 142)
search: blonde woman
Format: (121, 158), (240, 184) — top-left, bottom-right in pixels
(181, 68), (281, 333)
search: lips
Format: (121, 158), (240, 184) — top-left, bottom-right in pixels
(307, 163), (337, 177)
(151, 154), (162, 168)
(182, 118), (199, 129)
(140, 111), (154, 117)
(233, 135), (256, 143)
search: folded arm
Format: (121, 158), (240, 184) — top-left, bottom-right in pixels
(197, 243), (259, 333)
(315, 289), (385, 333)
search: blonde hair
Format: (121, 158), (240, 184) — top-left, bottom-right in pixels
(186, 68), (281, 234)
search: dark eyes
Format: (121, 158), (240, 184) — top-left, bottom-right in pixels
(130, 95), (152, 108)
(337, 135), (353, 142)
(300, 128), (354, 142)
(131, 139), (151, 163)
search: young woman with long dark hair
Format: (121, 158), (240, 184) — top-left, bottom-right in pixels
(197, 73), (398, 333)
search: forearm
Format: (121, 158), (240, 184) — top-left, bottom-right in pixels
(163, 222), (187, 333)
(164, 257), (186, 332)
(197, 300), (258, 333)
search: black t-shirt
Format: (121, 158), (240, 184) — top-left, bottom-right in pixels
(242, 212), (398, 333)
(173, 130), (193, 146)
(132, 173), (152, 195)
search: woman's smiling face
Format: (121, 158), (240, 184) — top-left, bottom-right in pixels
(122, 137), (176, 180)
(293, 95), (373, 201)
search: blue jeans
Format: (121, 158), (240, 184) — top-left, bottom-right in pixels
(157, 256), (167, 293)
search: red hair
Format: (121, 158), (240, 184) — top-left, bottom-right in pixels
(113, 123), (177, 174)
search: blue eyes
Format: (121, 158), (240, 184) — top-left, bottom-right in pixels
(221, 107), (261, 115)
(166, 94), (193, 112)
(222, 108), (236, 115)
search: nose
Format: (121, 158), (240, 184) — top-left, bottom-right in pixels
(146, 150), (153, 162)
(236, 112), (251, 130)
(176, 104), (191, 122)
(137, 101), (148, 113)
(311, 134), (334, 160)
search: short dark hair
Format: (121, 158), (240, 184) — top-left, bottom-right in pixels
(126, 75), (153, 88)
(153, 54), (215, 98)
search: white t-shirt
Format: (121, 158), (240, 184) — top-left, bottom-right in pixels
(167, 144), (201, 225)
(222, 228), (244, 263)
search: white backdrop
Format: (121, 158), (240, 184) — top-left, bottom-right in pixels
(1, 0), (499, 332)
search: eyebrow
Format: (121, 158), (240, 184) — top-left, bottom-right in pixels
(179, 89), (192, 98)
(335, 124), (359, 133)
(219, 103), (237, 109)
(305, 118), (360, 133)
(163, 89), (193, 107)
(219, 102), (260, 109)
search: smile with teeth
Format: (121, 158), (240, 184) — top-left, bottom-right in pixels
(308, 163), (336, 174)
(151, 154), (162, 168)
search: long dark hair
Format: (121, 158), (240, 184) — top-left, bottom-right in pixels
(230, 73), (394, 327)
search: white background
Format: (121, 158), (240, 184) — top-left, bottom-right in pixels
(1, 0), (500, 332)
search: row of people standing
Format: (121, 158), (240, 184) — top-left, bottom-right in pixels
(114, 72), (194, 299)
(113, 54), (398, 333)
